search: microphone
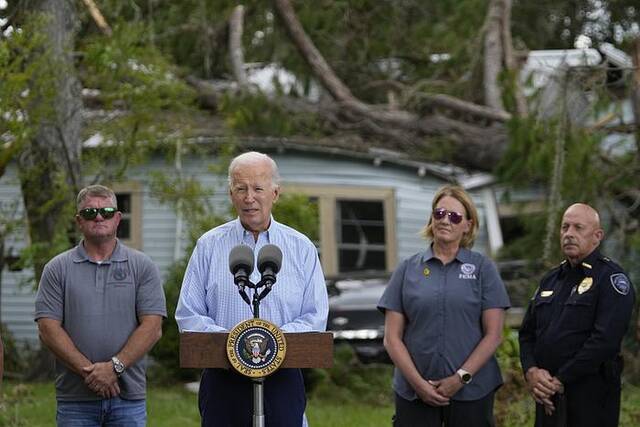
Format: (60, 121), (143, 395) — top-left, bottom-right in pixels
(257, 244), (282, 289)
(229, 245), (254, 305)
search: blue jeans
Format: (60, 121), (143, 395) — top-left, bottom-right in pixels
(56, 397), (146, 427)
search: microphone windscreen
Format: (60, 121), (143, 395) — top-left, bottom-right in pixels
(257, 244), (282, 274)
(229, 245), (254, 274)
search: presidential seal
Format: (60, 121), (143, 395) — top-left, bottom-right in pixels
(226, 318), (287, 378)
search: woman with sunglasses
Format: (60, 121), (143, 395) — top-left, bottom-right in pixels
(378, 185), (510, 427)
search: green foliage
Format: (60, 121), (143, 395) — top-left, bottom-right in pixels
(1, 323), (31, 375)
(308, 344), (393, 406)
(497, 213), (549, 262)
(219, 91), (325, 137)
(79, 21), (198, 182)
(273, 193), (319, 242)
(0, 14), (58, 172)
(148, 158), (229, 382)
(495, 328), (535, 426)
(148, 256), (201, 384)
(150, 169), (226, 243)
(512, 0), (640, 50)
(271, 0), (489, 101)
(496, 116), (607, 261)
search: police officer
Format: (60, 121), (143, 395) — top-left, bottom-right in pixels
(519, 203), (635, 427)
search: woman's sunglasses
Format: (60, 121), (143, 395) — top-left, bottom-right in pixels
(78, 207), (118, 220)
(433, 208), (464, 224)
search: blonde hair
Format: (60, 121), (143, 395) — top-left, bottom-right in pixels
(420, 185), (479, 248)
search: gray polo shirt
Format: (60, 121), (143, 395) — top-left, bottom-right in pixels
(377, 247), (510, 401)
(35, 240), (167, 401)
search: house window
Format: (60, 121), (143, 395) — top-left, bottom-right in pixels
(110, 182), (142, 250)
(337, 200), (386, 272)
(116, 194), (132, 240)
(284, 184), (396, 275)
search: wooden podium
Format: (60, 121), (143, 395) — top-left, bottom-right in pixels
(180, 332), (334, 369)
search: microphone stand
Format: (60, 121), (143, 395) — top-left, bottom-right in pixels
(240, 277), (273, 427)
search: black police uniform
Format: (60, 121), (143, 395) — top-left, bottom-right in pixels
(519, 248), (634, 427)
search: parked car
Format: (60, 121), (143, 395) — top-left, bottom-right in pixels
(326, 272), (390, 363)
(325, 261), (533, 363)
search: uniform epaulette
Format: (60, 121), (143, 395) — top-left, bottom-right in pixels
(598, 254), (625, 272)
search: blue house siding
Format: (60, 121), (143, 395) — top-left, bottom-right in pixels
(0, 150), (499, 345)
(0, 164), (36, 343)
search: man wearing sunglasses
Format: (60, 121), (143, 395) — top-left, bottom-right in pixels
(35, 184), (167, 426)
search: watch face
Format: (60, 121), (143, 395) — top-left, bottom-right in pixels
(112, 357), (125, 373)
(462, 373), (472, 383)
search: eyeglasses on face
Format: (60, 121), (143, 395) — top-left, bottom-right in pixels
(433, 208), (464, 224)
(78, 207), (117, 220)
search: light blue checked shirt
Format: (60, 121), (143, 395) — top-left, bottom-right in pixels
(175, 217), (328, 333)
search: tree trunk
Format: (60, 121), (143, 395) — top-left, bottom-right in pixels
(18, 0), (83, 281)
(501, 0), (527, 116)
(542, 74), (568, 265)
(631, 38), (640, 155)
(484, 0), (505, 110)
(229, 5), (248, 88)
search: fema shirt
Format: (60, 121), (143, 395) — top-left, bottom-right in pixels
(519, 249), (635, 385)
(378, 247), (510, 401)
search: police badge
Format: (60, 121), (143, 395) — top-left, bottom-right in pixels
(577, 277), (593, 294)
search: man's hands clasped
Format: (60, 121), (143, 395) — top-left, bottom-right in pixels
(82, 361), (120, 398)
(525, 367), (564, 415)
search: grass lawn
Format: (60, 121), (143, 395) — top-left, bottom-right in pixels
(0, 381), (393, 427)
(2, 380), (640, 426)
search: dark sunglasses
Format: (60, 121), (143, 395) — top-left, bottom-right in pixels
(78, 207), (117, 220)
(433, 208), (464, 224)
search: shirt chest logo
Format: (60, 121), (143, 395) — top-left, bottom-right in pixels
(112, 266), (129, 281)
(459, 263), (477, 280)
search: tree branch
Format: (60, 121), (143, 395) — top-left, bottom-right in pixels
(272, 0), (356, 103)
(80, 0), (112, 36)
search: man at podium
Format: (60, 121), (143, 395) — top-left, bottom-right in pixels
(176, 151), (329, 426)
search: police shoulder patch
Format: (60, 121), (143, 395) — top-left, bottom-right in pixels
(610, 273), (631, 296)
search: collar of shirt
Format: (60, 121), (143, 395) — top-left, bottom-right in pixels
(560, 247), (601, 276)
(233, 216), (274, 248)
(421, 245), (473, 264)
(73, 239), (127, 264)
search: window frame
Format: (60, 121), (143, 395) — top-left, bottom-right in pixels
(109, 181), (143, 250)
(284, 183), (397, 275)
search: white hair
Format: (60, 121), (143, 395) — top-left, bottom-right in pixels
(227, 151), (281, 188)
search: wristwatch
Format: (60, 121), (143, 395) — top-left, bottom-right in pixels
(111, 356), (126, 377)
(456, 368), (472, 384)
